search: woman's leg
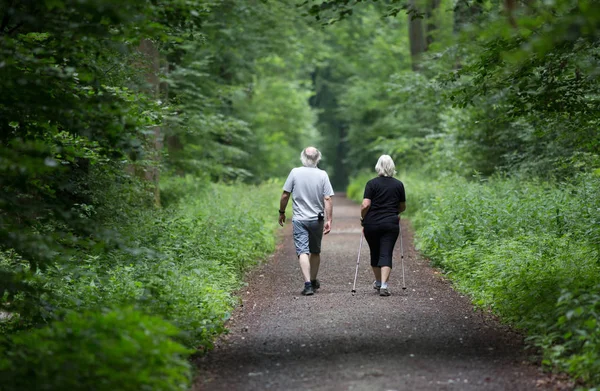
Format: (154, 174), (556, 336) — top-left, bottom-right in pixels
(381, 266), (391, 284)
(363, 225), (382, 285)
(378, 226), (399, 286)
(372, 266), (382, 281)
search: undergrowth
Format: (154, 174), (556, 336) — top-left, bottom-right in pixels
(0, 175), (281, 389)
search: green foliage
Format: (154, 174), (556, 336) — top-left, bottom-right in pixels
(5, 177), (281, 350)
(408, 171), (600, 386)
(1, 173), (280, 387)
(358, 70), (443, 172)
(538, 286), (600, 385)
(165, 0), (323, 182)
(323, 0), (599, 182)
(0, 308), (192, 391)
(434, 0), (600, 178)
(309, 5), (413, 184)
(234, 65), (320, 180)
(299, 0), (410, 24)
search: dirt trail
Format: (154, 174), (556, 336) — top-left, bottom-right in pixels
(194, 195), (565, 391)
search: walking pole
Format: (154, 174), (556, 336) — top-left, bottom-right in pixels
(399, 216), (406, 290)
(351, 233), (364, 295)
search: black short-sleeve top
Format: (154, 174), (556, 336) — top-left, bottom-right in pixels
(363, 176), (406, 225)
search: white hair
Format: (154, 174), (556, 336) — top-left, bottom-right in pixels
(300, 147), (321, 168)
(375, 155), (396, 177)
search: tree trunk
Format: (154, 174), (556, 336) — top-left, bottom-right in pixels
(138, 39), (162, 207)
(408, 0), (426, 71)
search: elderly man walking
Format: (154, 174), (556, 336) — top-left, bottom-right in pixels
(279, 147), (334, 296)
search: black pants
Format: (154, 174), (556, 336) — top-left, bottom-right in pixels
(363, 223), (399, 268)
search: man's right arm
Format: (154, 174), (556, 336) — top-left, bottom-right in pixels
(279, 191), (291, 226)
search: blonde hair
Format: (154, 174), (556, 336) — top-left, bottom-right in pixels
(375, 155), (395, 177)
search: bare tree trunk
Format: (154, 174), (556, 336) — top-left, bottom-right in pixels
(138, 39), (162, 207)
(408, 0), (426, 71)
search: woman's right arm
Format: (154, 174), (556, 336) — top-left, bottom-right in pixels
(398, 201), (406, 214)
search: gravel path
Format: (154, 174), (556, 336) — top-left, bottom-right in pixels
(194, 195), (568, 391)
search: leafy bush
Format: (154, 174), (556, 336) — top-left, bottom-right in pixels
(533, 285), (600, 385)
(0, 308), (192, 391)
(407, 171), (600, 386)
(1, 171), (282, 388)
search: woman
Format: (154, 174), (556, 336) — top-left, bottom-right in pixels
(360, 155), (406, 296)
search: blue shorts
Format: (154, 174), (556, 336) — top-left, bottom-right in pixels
(292, 219), (325, 256)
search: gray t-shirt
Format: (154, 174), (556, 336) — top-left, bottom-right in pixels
(283, 166), (334, 221)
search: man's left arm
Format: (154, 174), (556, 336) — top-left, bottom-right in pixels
(323, 196), (333, 235)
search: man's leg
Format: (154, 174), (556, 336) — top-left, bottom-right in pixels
(309, 253), (320, 281)
(293, 220), (312, 283)
(306, 220), (324, 289)
(298, 253), (311, 282)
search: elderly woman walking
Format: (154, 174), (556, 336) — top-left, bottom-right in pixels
(360, 155), (406, 296)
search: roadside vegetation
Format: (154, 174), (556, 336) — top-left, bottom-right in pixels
(0, 176), (280, 390)
(414, 173), (599, 385)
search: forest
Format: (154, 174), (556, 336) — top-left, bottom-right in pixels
(0, 0), (598, 389)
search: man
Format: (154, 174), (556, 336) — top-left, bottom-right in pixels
(279, 146), (334, 296)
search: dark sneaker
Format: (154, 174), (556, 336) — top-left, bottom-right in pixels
(379, 287), (391, 296)
(301, 284), (314, 296)
(373, 281), (381, 291)
(311, 279), (320, 290)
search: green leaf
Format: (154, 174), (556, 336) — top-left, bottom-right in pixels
(44, 0), (65, 10)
